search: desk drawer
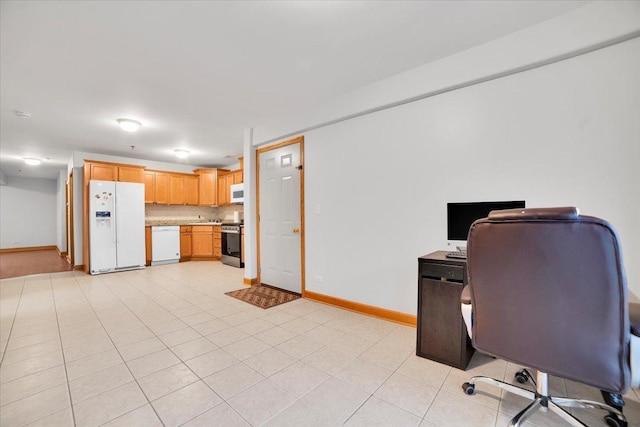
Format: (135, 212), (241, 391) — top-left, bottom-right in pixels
(420, 262), (464, 282)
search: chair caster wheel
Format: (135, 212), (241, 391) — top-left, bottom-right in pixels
(462, 382), (475, 395)
(515, 370), (529, 384)
(604, 413), (627, 427)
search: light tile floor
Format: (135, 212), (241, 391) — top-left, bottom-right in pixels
(1, 261), (638, 426)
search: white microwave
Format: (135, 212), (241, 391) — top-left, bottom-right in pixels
(230, 183), (244, 204)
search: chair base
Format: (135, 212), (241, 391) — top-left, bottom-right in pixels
(463, 371), (627, 427)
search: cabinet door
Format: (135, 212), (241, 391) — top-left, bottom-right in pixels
(192, 227), (213, 256)
(118, 166), (144, 183)
(155, 173), (170, 204)
(184, 175), (199, 205)
(217, 174), (228, 206)
(213, 227), (222, 258)
(198, 172), (216, 206)
(145, 226), (152, 266)
(232, 170), (243, 184)
(417, 276), (471, 369)
(90, 163), (117, 181)
(143, 171), (155, 203)
(169, 175), (185, 205)
(180, 232), (192, 259)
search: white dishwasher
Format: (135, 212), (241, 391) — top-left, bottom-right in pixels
(151, 226), (180, 265)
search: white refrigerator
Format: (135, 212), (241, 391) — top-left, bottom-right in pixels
(89, 180), (145, 275)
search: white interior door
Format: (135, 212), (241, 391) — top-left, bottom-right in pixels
(259, 142), (302, 293)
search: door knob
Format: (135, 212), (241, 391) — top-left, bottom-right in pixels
(293, 227), (300, 233)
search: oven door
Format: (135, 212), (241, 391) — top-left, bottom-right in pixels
(221, 228), (243, 268)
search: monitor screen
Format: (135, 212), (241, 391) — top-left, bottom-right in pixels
(447, 200), (525, 241)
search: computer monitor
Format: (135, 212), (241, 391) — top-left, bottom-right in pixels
(447, 200), (526, 246)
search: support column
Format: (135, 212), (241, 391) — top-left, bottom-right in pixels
(243, 128), (258, 284)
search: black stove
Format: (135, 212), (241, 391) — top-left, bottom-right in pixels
(221, 223), (243, 268)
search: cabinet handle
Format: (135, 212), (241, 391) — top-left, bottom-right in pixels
(293, 227), (300, 233)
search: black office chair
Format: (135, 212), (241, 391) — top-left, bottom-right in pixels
(460, 207), (639, 427)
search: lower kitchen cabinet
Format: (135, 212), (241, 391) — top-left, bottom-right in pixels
(145, 226), (152, 266)
(180, 226), (192, 261)
(192, 226), (214, 258)
(213, 226), (222, 259)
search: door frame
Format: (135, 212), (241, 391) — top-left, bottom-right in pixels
(256, 135), (305, 294)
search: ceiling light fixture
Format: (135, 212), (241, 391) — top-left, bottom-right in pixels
(174, 149), (190, 159)
(22, 157), (42, 166)
(117, 118), (142, 132)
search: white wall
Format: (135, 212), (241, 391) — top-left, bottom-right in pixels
(301, 37), (640, 314)
(0, 176), (58, 249)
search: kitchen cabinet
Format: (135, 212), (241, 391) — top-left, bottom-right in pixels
(217, 170), (242, 206)
(145, 226), (152, 266)
(169, 174), (185, 205)
(143, 171), (155, 203)
(180, 226), (192, 261)
(194, 168), (227, 206)
(217, 173), (230, 206)
(232, 169), (243, 184)
(184, 175), (199, 205)
(145, 171), (198, 205)
(213, 225), (222, 259)
(89, 162), (116, 181)
(192, 225), (214, 258)
(85, 160), (144, 183)
(118, 165), (145, 183)
(241, 226), (245, 265)
(155, 172), (170, 204)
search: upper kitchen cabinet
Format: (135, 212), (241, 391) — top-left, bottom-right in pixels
(194, 168), (227, 206)
(184, 175), (199, 205)
(169, 173), (199, 205)
(144, 170), (170, 204)
(85, 160), (145, 183)
(217, 172), (231, 206)
(216, 168), (243, 206)
(145, 171), (198, 205)
(155, 172), (170, 204)
(144, 171), (156, 203)
(232, 169), (243, 184)
(169, 174), (185, 205)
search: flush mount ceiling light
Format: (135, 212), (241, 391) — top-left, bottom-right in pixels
(22, 157), (42, 166)
(174, 149), (190, 159)
(117, 118), (142, 132)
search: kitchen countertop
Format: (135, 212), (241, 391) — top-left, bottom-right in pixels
(145, 220), (223, 226)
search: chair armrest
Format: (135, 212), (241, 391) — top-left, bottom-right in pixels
(461, 285), (472, 305)
(630, 303), (640, 337)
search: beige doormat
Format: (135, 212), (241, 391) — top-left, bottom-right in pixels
(225, 284), (301, 309)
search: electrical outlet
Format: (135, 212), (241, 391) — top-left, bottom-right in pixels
(315, 275), (323, 282)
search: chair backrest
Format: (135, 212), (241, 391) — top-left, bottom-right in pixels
(467, 207), (629, 393)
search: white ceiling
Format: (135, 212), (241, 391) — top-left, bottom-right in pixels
(0, 0), (587, 180)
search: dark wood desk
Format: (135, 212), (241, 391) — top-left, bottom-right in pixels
(417, 251), (474, 370)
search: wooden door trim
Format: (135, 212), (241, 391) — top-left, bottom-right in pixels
(256, 135), (305, 293)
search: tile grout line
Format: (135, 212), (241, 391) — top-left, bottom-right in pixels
(42, 274), (77, 426)
(103, 269), (258, 426)
(0, 277), (27, 367)
(72, 273), (169, 427)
